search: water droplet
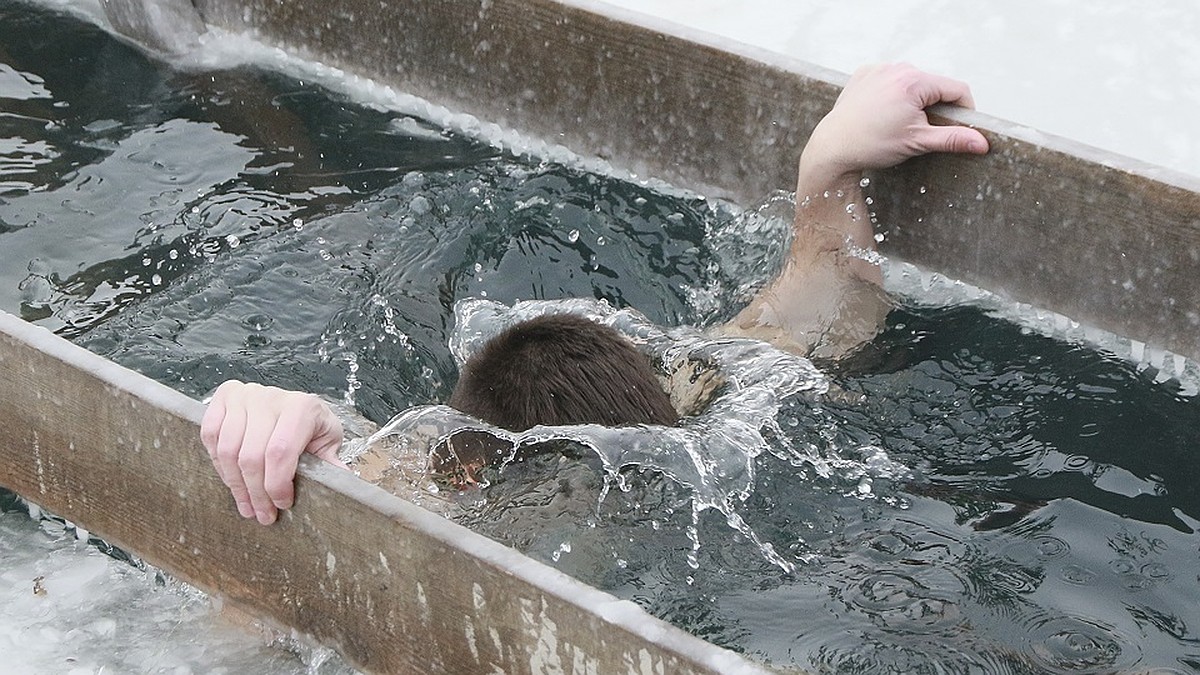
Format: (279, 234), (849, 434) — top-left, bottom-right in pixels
(408, 195), (432, 215)
(242, 313), (274, 331)
(567, 229), (580, 242)
(293, 218), (304, 230)
(859, 177), (871, 188)
(225, 234), (241, 248)
(1060, 565), (1096, 585)
(919, 186), (928, 194)
(857, 477), (873, 496)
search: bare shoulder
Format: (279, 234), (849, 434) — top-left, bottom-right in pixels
(323, 397), (463, 517)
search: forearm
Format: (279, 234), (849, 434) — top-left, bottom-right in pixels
(792, 162), (880, 287)
(720, 140), (886, 359)
(726, 64), (988, 360)
(789, 62), (988, 280)
(725, 193), (889, 361)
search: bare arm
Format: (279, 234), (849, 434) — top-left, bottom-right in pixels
(727, 64), (989, 359)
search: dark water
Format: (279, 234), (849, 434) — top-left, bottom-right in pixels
(4, 2), (1200, 673)
(461, 306), (1200, 673)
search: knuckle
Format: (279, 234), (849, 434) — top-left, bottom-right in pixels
(264, 439), (294, 463)
(296, 392), (326, 415)
(236, 451), (262, 474)
(215, 440), (239, 464)
(213, 379), (243, 399)
(947, 129), (971, 152)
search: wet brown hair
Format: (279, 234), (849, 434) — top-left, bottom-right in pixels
(448, 313), (679, 431)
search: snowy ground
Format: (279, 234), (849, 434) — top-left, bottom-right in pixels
(602, 0), (1200, 178)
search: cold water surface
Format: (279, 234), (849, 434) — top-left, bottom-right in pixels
(4, 2), (1200, 673)
(439, 300), (1200, 673)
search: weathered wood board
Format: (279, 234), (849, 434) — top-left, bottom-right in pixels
(0, 311), (771, 674)
(191, 0), (1200, 362)
(869, 110), (1200, 365)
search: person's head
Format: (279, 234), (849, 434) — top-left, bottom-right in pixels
(432, 313), (680, 488)
(448, 313), (679, 431)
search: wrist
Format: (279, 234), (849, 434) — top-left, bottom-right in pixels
(797, 148), (861, 201)
(796, 114), (864, 196)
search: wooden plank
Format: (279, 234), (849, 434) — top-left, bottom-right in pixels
(192, 0), (844, 207)
(191, 0), (1200, 362)
(868, 110), (1200, 361)
(0, 310), (771, 675)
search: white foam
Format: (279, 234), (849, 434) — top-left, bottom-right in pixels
(883, 259), (1200, 396)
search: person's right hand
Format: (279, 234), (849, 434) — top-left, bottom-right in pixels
(199, 380), (346, 525)
(799, 62), (989, 191)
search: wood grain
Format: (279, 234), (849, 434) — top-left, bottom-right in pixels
(0, 311), (770, 674)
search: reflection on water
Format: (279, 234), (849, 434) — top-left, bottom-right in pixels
(5, 2), (1200, 673)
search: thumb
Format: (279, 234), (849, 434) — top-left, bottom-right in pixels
(913, 125), (989, 156)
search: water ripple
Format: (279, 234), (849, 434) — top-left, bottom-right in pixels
(1023, 613), (1141, 673)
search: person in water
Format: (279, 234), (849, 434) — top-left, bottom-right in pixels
(201, 63), (990, 525)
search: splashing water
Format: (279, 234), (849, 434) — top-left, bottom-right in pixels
(365, 297), (911, 573)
